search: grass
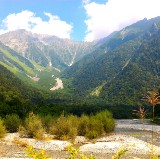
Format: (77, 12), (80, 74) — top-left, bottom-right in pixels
(0, 48), (35, 75)
(0, 119), (6, 138)
(16, 69), (60, 92)
(0, 61), (19, 73)
(13, 137), (28, 147)
(30, 60), (45, 71)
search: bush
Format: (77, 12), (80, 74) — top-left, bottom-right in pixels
(19, 112), (45, 140)
(0, 119), (6, 138)
(51, 114), (78, 140)
(78, 115), (90, 136)
(78, 115), (104, 139)
(41, 115), (56, 133)
(86, 117), (104, 139)
(50, 110), (115, 140)
(19, 125), (28, 138)
(4, 114), (21, 132)
(95, 110), (115, 133)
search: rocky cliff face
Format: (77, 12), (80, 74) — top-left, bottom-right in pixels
(0, 29), (96, 69)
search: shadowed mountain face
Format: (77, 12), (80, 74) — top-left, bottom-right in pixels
(0, 29), (96, 70)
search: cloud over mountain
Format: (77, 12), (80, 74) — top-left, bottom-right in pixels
(84, 0), (160, 41)
(0, 10), (73, 39)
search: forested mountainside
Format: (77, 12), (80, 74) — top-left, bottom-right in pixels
(0, 63), (107, 118)
(0, 64), (41, 117)
(0, 29), (96, 69)
(62, 17), (160, 106)
(63, 17), (160, 78)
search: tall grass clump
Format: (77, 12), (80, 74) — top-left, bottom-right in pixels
(0, 118), (6, 138)
(4, 114), (21, 132)
(51, 114), (78, 140)
(19, 112), (45, 140)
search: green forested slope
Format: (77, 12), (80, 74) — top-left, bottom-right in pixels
(62, 17), (160, 79)
(0, 64), (44, 117)
(100, 29), (160, 105)
(62, 18), (160, 107)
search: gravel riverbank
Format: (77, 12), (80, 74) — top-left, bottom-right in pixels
(0, 119), (160, 159)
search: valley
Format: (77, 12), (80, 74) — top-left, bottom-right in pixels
(0, 15), (160, 159)
(1, 0), (160, 158)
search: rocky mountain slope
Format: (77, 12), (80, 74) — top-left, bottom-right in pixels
(0, 29), (96, 70)
(0, 30), (97, 91)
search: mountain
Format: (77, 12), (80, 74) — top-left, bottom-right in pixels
(62, 17), (160, 105)
(0, 29), (96, 70)
(0, 17), (160, 109)
(0, 29), (99, 92)
(0, 41), (60, 91)
(63, 17), (160, 78)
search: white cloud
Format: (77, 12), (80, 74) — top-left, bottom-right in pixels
(84, 0), (160, 41)
(82, 0), (91, 4)
(0, 10), (73, 39)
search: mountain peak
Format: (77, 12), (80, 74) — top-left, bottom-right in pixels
(0, 29), (96, 69)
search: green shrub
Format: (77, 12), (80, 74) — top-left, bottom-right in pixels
(18, 125), (28, 138)
(78, 115), (90, 136)
(77, 110), (115, 139)
(19, 112), (45, 140)
(41, 115), (56, 133)
(4, 114), (21, 132)
(0, 119), (6, 138)
(51, 114), (78, 140)
(85, 117), (104, 139)
(49, 110), (115, 140)
(78, 115), (104, 139)
(86, 131), (98, 139)
(95, 110), (115, 133)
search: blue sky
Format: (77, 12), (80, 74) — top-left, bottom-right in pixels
(0, 0), (160, 41)
(0, 0), (87, 40)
